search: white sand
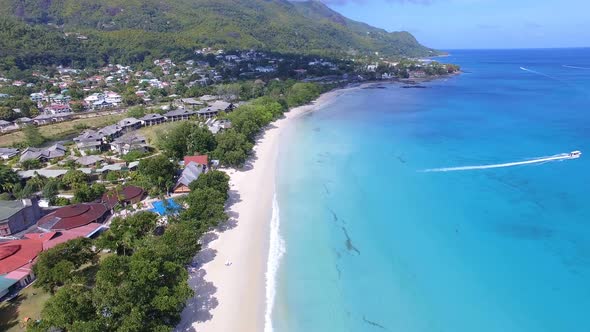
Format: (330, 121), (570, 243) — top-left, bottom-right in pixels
(176, 87), (356, 332)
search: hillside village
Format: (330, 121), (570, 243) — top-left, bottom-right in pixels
(0, 49), (458, 133)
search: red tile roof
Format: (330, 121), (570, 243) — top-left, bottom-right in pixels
(24, 232), (57, 242)
(102, 185), (145, 208)
(37, 203), (108, 231)
(0, 240), (43, 274)
(184, 155), (208, 166)
(42, 223), (104, 250)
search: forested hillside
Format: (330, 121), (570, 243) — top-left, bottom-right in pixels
(0, 0), (437, 70)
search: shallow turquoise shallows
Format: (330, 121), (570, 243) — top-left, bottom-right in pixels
(273, 49), (590, 332)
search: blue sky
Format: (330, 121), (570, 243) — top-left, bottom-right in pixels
(319, 0), (590, 49)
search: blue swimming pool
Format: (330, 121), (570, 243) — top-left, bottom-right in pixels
(151, 198), (182, 216)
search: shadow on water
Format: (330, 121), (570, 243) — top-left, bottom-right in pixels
(342, 226), (360, 255)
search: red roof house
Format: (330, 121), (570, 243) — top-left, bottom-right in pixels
(36, 203), (109, 231)
(102, 185), (146, 209)
(184, 155), (208, 166)
(40, 223), (104, 250)
(0, 239), (43, 275)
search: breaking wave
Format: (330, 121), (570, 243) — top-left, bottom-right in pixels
(264, 194), (285, 332)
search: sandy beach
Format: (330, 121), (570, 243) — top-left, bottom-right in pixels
(175, 87), (354, 332)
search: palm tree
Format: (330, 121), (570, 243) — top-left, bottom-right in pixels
(0, 165), (19, 193)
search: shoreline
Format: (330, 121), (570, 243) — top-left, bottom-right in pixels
(176, 77), (458, 331)
(175, 86), (353, 332)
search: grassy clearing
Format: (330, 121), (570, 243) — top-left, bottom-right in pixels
(0, 285), (50, 332)
(137, 121), (180, 147)
(0, 114), (125, 147)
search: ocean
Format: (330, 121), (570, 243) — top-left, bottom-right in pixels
(271, 48), (590, 332)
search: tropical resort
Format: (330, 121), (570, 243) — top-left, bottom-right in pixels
(0, 153), (213, 303)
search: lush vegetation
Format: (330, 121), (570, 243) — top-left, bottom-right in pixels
(157, 122), (217, 160)
(0, 163), (19, 192)
(213, 82), (321, 166)
(150, 80), (323, 167)
(72, 183), (106, 203)
(32, 238), (98, 295)
(133, 154), (178, 195)
(0, 0), (436, 70)
(30, 169), (230, 332)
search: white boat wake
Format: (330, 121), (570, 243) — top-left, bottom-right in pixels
(520, 66), (562, 81)
(422, 151), (581, 172)
(563, 65), (590, 70)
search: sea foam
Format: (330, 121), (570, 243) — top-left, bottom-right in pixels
(264, 194), (285, 332)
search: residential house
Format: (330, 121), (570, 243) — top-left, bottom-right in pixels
(0, 224), (105, 299)
(175, 98), (204, 109)
(92, 99), (112, 110)
(255, 66), (276, 73)
(18, 169), (92, 180)
(102, 185), (145, 209)
(75, 155), (104, 167)
(95, 163), (126, 174)
(73, 130), (105, 152)
(173, 161), (204, 193)
(117, 117), (142, 132)
(15, 117), (33, 127)
(30, 93), (44, 103)
(139, 113), (166, 126)
(19, 144), (67, 163)
(45, 104), (71, 114)
(0, 239), (42, 299)
(48, 94), (71, 105)
(183, 155), (209, 168)
(164, 109), (197, 122)
(205, 119), (231, 134)
(84, 93), (105, 104)
(0, 122), (19, 133)
(33, 113), (72, 125)
(110, 133), (147, 155)
(0, 198), (42, 236)
(105, 92), (122, 105)
(37, 203), (110, 232)
(0, 120), (12, 132)
(97, 124), (123, 141)
(0, 148), (19, 160)
(197, 100), (234, 119)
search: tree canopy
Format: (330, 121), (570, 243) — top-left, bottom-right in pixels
(135, 155), (178, 194)
(32, 238), (97, 294)
(0, 164), (19, 193)
(98, 212), (159, 256)
(157, 122), (216, 161)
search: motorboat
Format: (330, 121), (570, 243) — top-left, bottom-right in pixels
(569, 151), (582, 158)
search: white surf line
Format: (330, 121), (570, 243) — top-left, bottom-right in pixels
(563, 65), (590, 70)
(264, 194), (285, 332)
(422, 153), (578, 173)
(520, 66), (563, 81)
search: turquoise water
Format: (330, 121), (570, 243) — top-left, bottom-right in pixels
(151, 198), (181, 215)
(273, 49), (590, 332)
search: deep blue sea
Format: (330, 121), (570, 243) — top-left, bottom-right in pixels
(272, 49), (590, 332)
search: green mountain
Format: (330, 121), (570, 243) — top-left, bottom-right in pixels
(0, 0), (436, 69)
